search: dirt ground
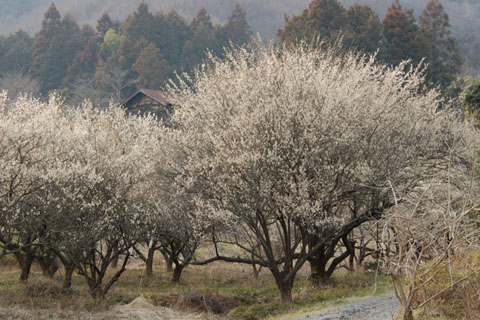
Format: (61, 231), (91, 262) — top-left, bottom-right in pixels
(0, 293), (399, 320)
(0, 295), (218, 320)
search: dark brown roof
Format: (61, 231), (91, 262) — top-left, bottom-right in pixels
(123, 89), (176, 106)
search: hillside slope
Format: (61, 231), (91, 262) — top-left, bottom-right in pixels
(0, 0), (478, 75)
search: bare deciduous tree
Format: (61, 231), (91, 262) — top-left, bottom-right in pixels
(380, 174), (480, 320)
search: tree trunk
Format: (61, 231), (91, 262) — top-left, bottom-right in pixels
(111, 247), (119, 269)
(348, 252), (355, 271)
(252, 264), (261, 279)
(391, 274), (414, 320)
(39, 252), (59, 277)
(309, 256), (330, 284)
(90, 285), (104, 299)
(394, 306), (414, 320)
(15, 248), (35, 281)
(274, 274), (295, 302)
(279, 283), (293, 302)
(20, 255), (34, 281)
(161, 250), (173, 272)
(344, 236), (356, 272)
(63, 262), (75, 290)
(146, 245), (155, 277)
(309, 236), (354, 284)
(172, 263), (184, 283)
(399, 308), (414, 320)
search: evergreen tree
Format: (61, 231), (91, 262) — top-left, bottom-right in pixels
(60, 14), (86, 63)
(181, 7), (219, 71)
(344, 4), (382, 54)
(164, 10), (192, 66)
(118, 3), (158, 70)
(63, 34), (100, 87)
(120, 2), (156, 45)
(190, 6), (214, 32)
(419, 0), (462, 89)
(0, 30), (33, 75)
(80, 24), (95, 43)
(222, 3), (252, 47)
(31, 4), (85, 94)
(133, 43), (170, 89)
(278, 0), (346, 46)
(96, 11), (114, 37)
(382, 0), (422, 66)
(30, 3), (62, 82)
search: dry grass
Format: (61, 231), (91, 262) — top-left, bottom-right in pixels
(414, 252), (480, 320)
(0, 252), (391, 320)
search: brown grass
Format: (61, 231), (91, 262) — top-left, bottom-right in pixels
(0, 252), (390, 320)
(413, 251), (480, 320)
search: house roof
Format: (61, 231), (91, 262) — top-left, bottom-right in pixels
(123, 88), (177, 106)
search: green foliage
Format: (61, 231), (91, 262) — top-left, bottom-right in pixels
(278, 0), (347, 46)
(382, 0), (423, 66)
(419, 0), (462, 90)
(48, 87), (71, 102)
(278, 0), (462, 93)
(462, 80), (480, 120)
(31, 4), (87, 94)
(103, 28), (121, 54)
(1, 1), (253, 101)
(344, 3), (382, 53)
(0, 30), (33, 75)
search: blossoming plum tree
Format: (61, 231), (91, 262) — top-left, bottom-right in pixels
(0, 94), (69, 281)
(169, 44), (478, 302)
(134, 128), (204, 282)
(0, 94), (162, 297)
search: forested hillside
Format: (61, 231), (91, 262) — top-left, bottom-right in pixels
(278, 0), (466, 91)
(0, 0), (478, 76)
(340, 0), (480, 76)
(0, 2), (253, 105)
(0, 0), (477, 106)
(0, 0), (311, 41)
(1, 0), (478, 46)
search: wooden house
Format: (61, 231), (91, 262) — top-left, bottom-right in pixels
(121, 89), (176, 120)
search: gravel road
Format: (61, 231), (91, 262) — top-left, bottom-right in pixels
(289, 292), (398, 320)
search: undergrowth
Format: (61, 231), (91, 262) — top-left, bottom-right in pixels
(0, 255), (391, 320)
(414, 252), (480, 320)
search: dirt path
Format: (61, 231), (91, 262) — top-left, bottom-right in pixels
(289, 292), (398, 320)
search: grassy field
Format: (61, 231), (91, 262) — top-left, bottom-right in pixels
(0, 254), (392, 319)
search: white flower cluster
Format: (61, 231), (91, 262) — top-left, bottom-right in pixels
(167, 43), (479, 300)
